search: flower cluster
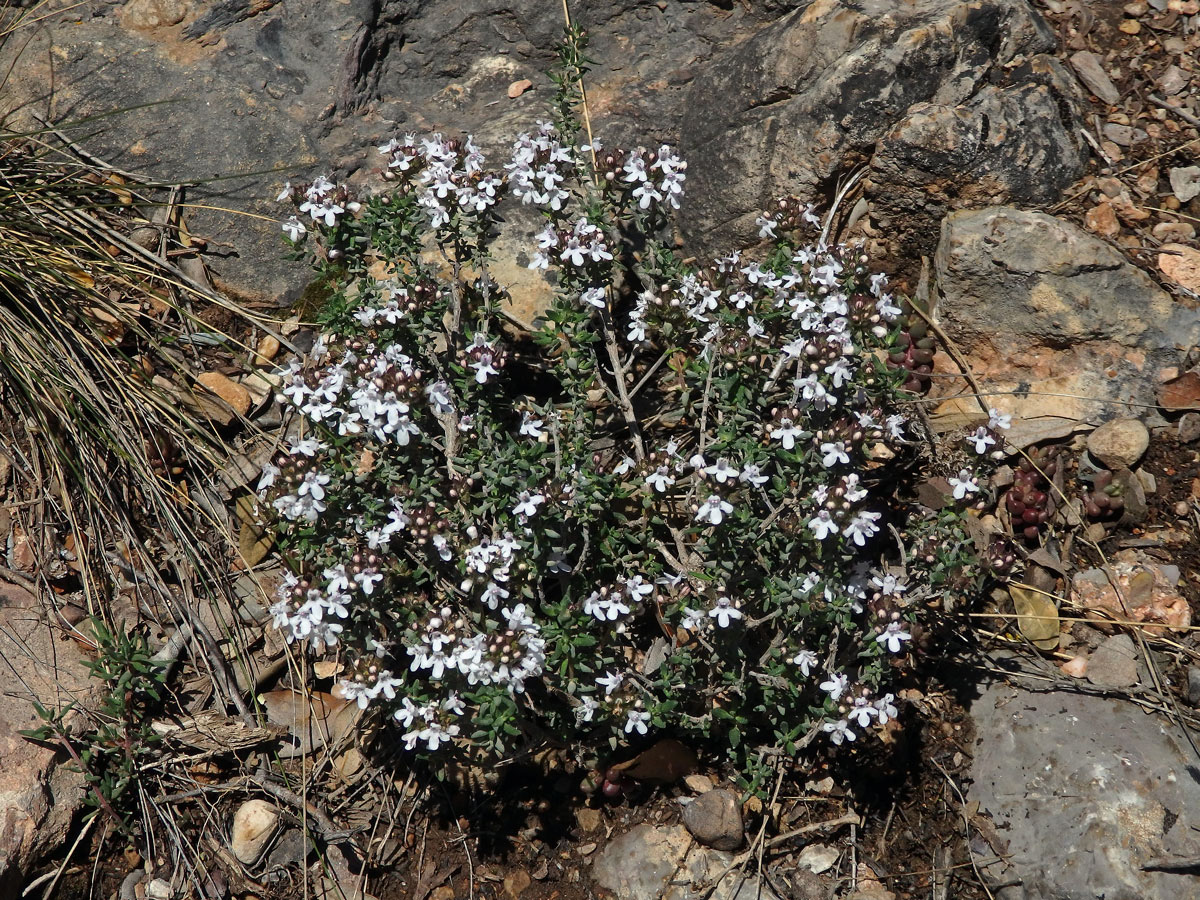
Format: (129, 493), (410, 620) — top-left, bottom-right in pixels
(263, 116), (989, 777)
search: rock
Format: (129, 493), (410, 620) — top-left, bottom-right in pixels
(231, 799), (280, 864)
(1073, 552), (1189, 635)
(1088, 418), (1150, 469)
(1069, 50), (1121, 104)
(592, 824), (781, 900)
(868, 68), (1087, 254)
(0, 583), (90, 893)
(576, 807), (603, 833)
(255, 335), (281, 365)
(684, 773), (714, 794)
(679, 0), (1083, 255)
(0, 1), (768, 306)
(196, 371), (253, 419)
(145, 878), (174, 900)
(1178, 412), (1200, 443)
(1084, 201), (1120, 237)
(682, 789), (743, 851)
(1188, 667), (1200, 705)
(796, 843), (840, 874)
(503, 870), (532, 898)
(121, 0), (190, 30)
(592, 825), (693, 900)
(1170, 166), (1200, 203)
(929, 208), (1200, 448)
(1159, 243), (1200, 293)
(1085, 634), (1139, 688)
(970, 679), (1200, 900)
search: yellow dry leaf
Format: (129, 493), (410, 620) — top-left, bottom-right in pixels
(1009, 583), (1061, 650)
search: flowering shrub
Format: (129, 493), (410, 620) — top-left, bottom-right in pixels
(262, 97), (998, 781)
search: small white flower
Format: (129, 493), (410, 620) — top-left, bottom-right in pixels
(948, 469), (979, 500)
(819, 673), (849, 702)
(874, 693), (899, 725)
(792, 648), (818, 677)
(820, 441), (850, 468)
(625, 709), (651, 735)
(282, 216), (307, 242)
(988, 408), (1012, 431)
(843, 510), (881, 547)
(771, 417), (804, 450)
(848, 696), (879, 728)
(822, 718), (856, 746)
(596, 670), (624, 696)
(807, 510), (839, 541)
(512, 490), (545, 519)
(967, 426), (996, 454)
(519, 412), (544, 438)
(614, 455), (636, 476)
(704, 457), (740, 484)
(575, 695), (599, 724)
(581, 286), (607, 308)
(696, 494), (734, 525)
(708, 596), (743, 628)
(680, 607), (707, 630)
(739, 463), (769, 487)
(876, 621), (913, 653)
(645, 466), (675, 493)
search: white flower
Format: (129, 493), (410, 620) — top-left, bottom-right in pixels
(792, 648), (818, 677)
(819, 673), (849, 702)
(625, 709), (651, 735)
(581, 286), (607, 308)
(614, 455), (636, 476)
(680, 607), (707, 630)
(575, 695), (599, 724)
(770, 417), (804, 450)
(843, 510), (881, 547)
(948, 469), (979, 500)
(645, 466), (675, 493)
(739, 463), (768, 487)
(822, 719), (856, 746)
(704, 457), (740, 484)
(512, 490), (545, 519)
(848, 697), (879, 728)
(820, 441), (850, 468)
(282, 216), (307, 242)
(596, 670), (624, 696)
(988, 408), (1012, 431)
(583, 590), (630, 622)
(708, 596), (743, 628)
(876, 621), (913, 653)
(625, 576), (654, 601)
(756, 214), (778, 240)
(519, 412), (544, 438)
(696, 494), (734, 525)
(807, 510), (839, 541)
(874, 693), (899, 725)
(967, 426), (996, 454)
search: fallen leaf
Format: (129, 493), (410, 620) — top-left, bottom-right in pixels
(507, 79), (533, 99)
(1158, 371), (1200, 411)
(259, 689), (360, 757)
(1158, 243), (1200, 292)
(609, 738), (698, 783)
(236, 494), (274, 567)
(1008, 583), (1061, 650)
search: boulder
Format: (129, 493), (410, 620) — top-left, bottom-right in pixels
(679, 0), (1084, 255)
(929, 207), (1200, 447)
(0, 583), (91, 892)
(970, 679), (1200, 900)
(0, 1), (768, 306)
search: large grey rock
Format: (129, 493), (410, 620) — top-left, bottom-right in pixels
(0, 584), (90, 893)
(970, 680), (1200, 900)
(679, 0), (1084, 255)
(0, 2), (769, 305)
(592, 824), (782, 900)
(929, 207), (1200, 447)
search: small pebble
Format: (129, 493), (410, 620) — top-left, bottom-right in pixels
(1177, 501), (1192, 517)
